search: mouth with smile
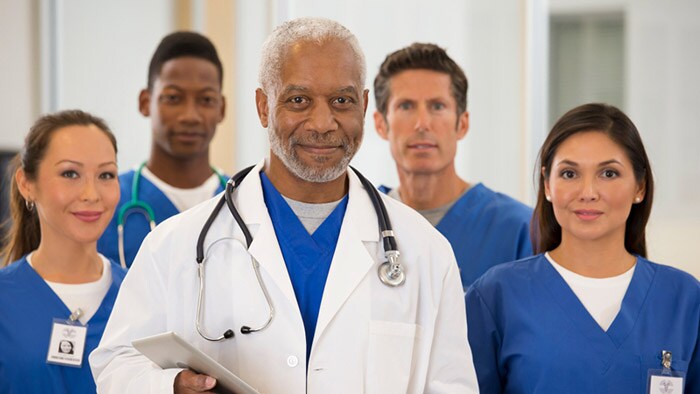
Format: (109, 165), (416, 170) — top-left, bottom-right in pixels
(574, 209), (603, 221)
(73, 211), (103, 223)
(297, 144), (342, 156)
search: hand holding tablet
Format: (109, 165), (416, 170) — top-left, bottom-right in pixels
(132, 331), (260, 394)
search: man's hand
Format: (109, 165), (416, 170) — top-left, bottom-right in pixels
(174, 369), (217, 393)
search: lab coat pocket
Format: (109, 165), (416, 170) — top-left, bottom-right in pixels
(366, 320), (421, 394)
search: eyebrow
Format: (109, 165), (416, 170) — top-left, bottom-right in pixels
(56, 160), (117, 167)
(556, 159), (624, 167)
(161, 85), (220, 93)
(280, 85), (359, 96)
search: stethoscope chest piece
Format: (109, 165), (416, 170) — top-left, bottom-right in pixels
(378, 262), (405, 287)
(378, 250), (405, 287)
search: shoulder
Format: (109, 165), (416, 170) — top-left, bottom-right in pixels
(0, 257), (27, 276)
(139, 193), (223, 246)
(472, 184), (532, 215)
(0, 257), (29, 289)
(642, 257), (700, 292)
(105, 258), (127, 282)
(118, 169), (136, 181)
(469, 254), (545, 295)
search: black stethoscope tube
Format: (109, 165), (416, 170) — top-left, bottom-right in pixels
(194, 165), (403, 342)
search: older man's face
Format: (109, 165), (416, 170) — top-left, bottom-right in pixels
(257, 39), (368, 183)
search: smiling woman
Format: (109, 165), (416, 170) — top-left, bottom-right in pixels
(0, 110), (127, 394)
(466, 103), (700, 394)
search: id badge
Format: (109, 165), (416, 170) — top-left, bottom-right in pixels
(647, 350), (685, 394)
(46, 310), (88, 368)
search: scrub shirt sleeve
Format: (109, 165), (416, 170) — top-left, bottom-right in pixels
(465, 283), (504, 394)
(425, 260), (480, 393)
(89, 234), (184, 393)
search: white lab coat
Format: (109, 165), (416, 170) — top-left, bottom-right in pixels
(90, 160), (479, 393)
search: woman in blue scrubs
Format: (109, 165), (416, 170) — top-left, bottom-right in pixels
(0, 110), (126, 393)
(466, 103), (699, 393)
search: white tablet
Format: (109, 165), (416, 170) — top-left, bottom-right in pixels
(132, 331), (260, 394)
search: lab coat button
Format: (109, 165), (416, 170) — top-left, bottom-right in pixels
(286, 355), (299, 367)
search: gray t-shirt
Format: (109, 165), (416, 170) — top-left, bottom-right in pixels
(283, 196), (345, 234)
(388, 187), (468, 227)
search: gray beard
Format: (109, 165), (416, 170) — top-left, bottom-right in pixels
(268, 126), (359, 183)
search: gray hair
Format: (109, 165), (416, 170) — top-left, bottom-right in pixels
(258, 17), (366, 97)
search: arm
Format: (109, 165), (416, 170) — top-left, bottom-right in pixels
(89, 235), (183, 393)
(465, 284), (504, 394)
(425, 261), (480, 393)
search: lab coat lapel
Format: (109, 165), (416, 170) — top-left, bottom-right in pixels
(231, 160), (299, 308)
(314, 169), (378, 341)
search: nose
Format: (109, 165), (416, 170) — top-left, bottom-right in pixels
(179, 98), (203, 125)
(578, 176), (599, 202)
(414, 105), (430, 133)
(305, 102), (338, 134)
(81, 179), (100, 203)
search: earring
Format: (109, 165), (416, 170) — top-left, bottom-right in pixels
(25, 199), (35, 211)
(545, 195), (551, 202)
(635, 197), (641, 203)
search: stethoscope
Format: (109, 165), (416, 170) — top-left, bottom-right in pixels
(117, 162), (227, 269)
(194, 165), (405, 341)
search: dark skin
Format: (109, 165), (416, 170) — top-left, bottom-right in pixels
(175, 369), (217, 393)
(139, 56), (226, 189)
(255, 39), (368, 203)
(174, 39), (368, 393)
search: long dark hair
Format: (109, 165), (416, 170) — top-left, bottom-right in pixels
(1, 110), (117, 266)
(532, 103), (654, 257)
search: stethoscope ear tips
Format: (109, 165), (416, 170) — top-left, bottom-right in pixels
(223, 329), (235, 339)
(240, 326), (252, 334)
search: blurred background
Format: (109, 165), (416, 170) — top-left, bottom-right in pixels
(1, 0), (698, 277)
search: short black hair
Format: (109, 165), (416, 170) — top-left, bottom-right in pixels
(147, 31), (223, 91)
(374, 43), (468, 116)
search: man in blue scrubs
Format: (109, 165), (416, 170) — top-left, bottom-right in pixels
(97, 32), (227, 268)
(373, 43), (533, 288)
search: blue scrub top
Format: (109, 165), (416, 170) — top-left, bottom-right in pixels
(0, 257), (126, 394)
(380, 183), (532, 289)
(466, 254), (700, 393)
(97, 169), (226, 268)
(260, 172), (348, 363)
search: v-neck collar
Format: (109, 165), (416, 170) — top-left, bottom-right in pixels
(16, 257), (121, 325)
(259, 172), (348, 255)
(537, 255), (656, 373)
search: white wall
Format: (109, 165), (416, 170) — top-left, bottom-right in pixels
(0, 0), (38, 151)
(627, 0), (700, 277)
(44, 0), (174, 171)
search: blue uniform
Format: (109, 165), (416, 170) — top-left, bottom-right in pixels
(466, 254), (700, 394)
(97, 169), (226, 268)
(0, 257), (126, 394)
(260, 173), (348, 361)
(380, 183), (532, 288)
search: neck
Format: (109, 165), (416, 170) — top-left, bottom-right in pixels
(265, 156), (348, 203)
(397, 165), (468, 210)
(549, 234), (636, 278)
(31, 239), (103, 284)
(147, 149), (213, 188)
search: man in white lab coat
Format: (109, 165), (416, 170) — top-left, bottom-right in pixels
(90, 17), (478, 393)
